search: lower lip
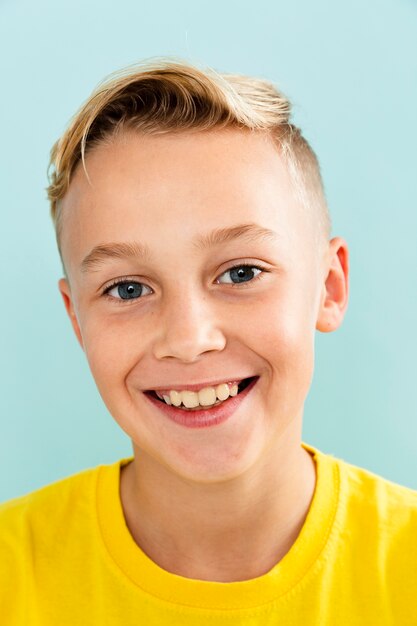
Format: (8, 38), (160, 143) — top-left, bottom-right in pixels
(143, 377), (259, 429)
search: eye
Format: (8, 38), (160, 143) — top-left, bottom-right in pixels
(217, 264), (267, 286)
(101, 264), (270, 304)
(102, 279), (151, 302)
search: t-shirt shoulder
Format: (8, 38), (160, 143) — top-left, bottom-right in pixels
(0, 459), (122, 540)
(1, 464), (96, 510)
(331, 451), (417, 531)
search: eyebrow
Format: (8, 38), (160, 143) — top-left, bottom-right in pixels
(80, 222), (279, 273)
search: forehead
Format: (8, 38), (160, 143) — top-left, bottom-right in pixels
(60, 129), (308, 276)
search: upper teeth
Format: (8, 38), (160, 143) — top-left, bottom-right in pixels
(156, 382), (239, 408)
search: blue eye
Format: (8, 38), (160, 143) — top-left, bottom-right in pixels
(218, 265), (263, 285)
(103, 280), (151, 301)
(113, 283), (143, 299)
(102, 264), (269, 304)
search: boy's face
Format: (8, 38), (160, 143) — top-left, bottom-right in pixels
(58, 129), (344, 482)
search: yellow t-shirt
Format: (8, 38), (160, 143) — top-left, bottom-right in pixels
(1, 441), (416, 625)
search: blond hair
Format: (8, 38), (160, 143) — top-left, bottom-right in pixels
(46, 57), (331, 272)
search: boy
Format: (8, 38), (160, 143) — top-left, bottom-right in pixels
(1, 57), (416, 624)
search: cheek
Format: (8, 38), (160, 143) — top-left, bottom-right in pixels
(81, 315), (139, 397)
(253, 293), (315, 398)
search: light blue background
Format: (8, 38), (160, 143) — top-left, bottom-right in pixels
(0, 0), (416, 501)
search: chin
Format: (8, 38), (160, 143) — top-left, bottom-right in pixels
(164, 438), (265, 484)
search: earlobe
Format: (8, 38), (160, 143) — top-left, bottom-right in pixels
(316, 237), (349, 333)
(58, 278), (84, 350)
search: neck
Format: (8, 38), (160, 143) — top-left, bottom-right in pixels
(120, 436), (317, 583)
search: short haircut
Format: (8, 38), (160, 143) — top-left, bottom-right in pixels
(46, 57), (331, 275)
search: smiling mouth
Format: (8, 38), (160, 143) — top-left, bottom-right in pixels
(144, 376), (257, 408)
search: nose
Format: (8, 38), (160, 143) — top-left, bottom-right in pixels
(152, 290), (227, 363)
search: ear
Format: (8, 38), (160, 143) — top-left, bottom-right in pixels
(58, 278), (84, 350)
(316, 237), (349, 333)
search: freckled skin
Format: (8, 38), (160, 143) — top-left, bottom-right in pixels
(58, 128), (349, 581)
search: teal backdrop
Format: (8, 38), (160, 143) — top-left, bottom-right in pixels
(0, 0), (416, 501)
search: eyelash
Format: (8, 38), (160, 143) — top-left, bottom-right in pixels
(101, 264), (271, 305)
